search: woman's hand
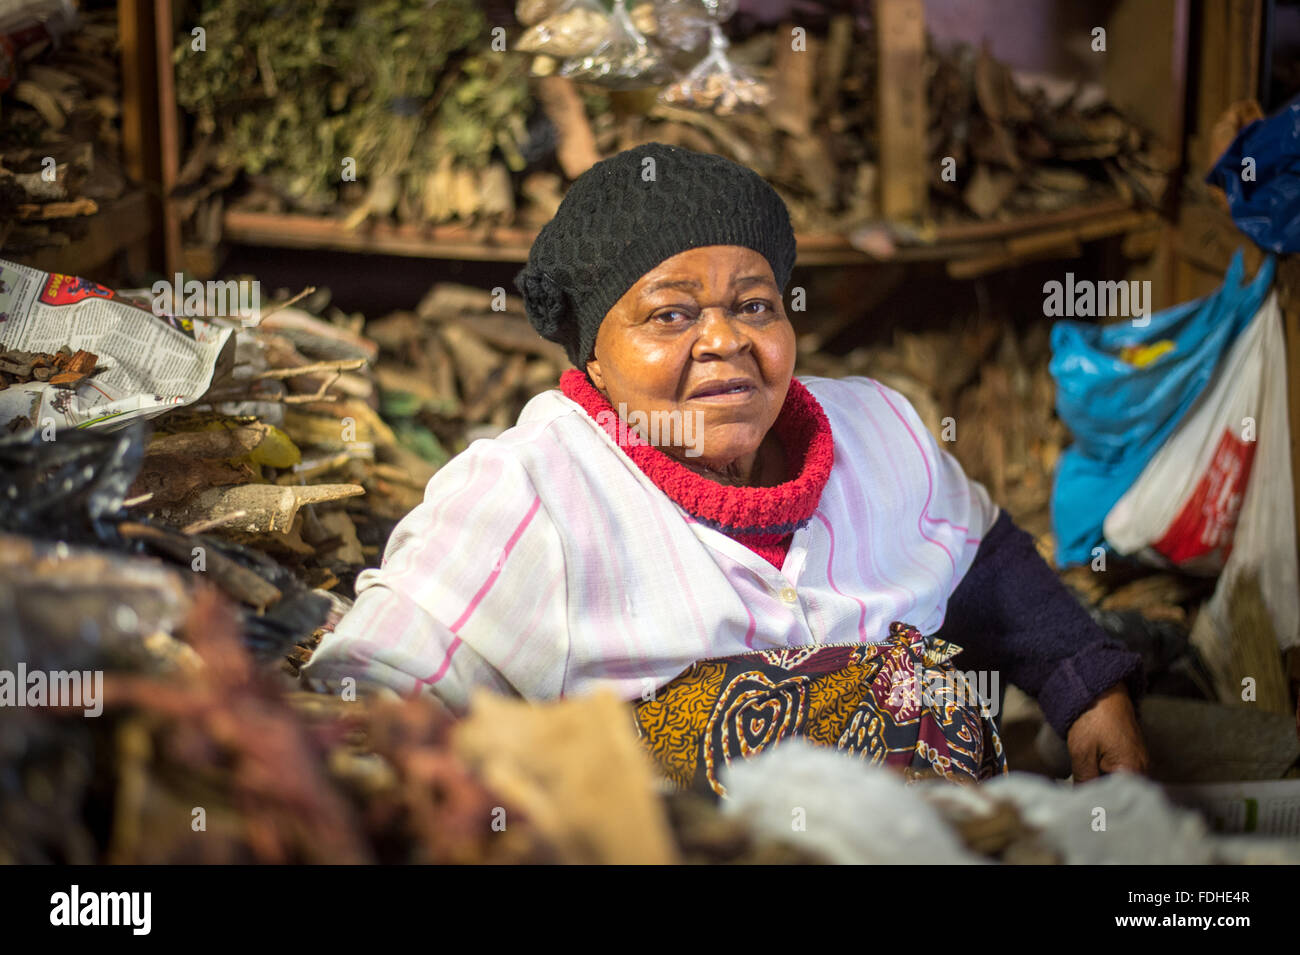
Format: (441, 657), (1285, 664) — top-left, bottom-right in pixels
(1065, 684), (1150, 782)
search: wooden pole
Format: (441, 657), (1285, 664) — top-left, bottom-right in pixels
(154, 0), (184, 277)
(116, 0), (163, 276)
(874, 0), (928, 223)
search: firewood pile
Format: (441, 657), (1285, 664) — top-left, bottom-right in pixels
(366, 282), (568, 467)
(170, 2), (1169, 251)
(578, 23), (1171, 230)
(925, 43), (1174, 223)
(0, 8), (129, 256)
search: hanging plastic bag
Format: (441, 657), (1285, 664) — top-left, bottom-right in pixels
(1107, 290), (1298, 670)
(699, 0), (738, 19)
(516, 0), (611, 59)
(1104, 292), (1285, 574)
(1048, 249), (1275, 566)
(560, 0), (671, 89)
(1190, 301), (1298, 686)
(1205, 96), (1300, 254)
(652, 0), (714, 52)
(659, 21), (771, 115)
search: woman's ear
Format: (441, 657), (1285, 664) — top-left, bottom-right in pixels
(585, 356), (606, 394)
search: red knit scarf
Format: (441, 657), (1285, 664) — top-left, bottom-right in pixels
(559, 369), (835, 568)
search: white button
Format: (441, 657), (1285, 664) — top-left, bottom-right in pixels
(778, 587), (798, 604)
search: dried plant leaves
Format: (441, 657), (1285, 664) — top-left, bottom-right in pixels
(174, 0), (530, 226)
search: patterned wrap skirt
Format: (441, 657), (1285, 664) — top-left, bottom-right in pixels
(633, 622), (1008, 797)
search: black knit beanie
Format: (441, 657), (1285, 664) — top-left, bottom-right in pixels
(515, 142), (797, 368)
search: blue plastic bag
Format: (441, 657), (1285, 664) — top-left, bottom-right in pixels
(1205, 97), (1300, 253)
(1049, 250), (1274, 566)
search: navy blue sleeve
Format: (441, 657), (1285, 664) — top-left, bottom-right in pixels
(933, 509), (1145, 738)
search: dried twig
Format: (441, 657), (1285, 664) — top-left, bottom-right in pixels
(253, 358), (367, 379)
(254, 286), (317, 326)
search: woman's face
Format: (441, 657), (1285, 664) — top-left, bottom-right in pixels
(586, 245), (795, 477)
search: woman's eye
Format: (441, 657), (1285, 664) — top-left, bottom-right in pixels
(740, 300), (771, 316)
(653, 309), (692, 324)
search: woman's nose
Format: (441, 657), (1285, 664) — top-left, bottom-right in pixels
(692, 307), (749, 358)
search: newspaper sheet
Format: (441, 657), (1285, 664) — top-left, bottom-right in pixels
(0, 257), (232, 433)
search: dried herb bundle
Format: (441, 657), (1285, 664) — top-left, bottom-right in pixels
(174, 0), (532, 223)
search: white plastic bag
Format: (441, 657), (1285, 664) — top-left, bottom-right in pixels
(1104, 290), (1298, 654)
(658, 22), (771, 115)
(516, 0), (610, 59)
(653, 0), (711, 52)
(560, 0), (671, 89)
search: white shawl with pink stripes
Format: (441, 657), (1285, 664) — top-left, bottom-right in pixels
(302, 375), (998, 712)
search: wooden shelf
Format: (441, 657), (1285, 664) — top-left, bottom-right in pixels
(150, 0), (1189, 279)
(9, 189), (152, 276)
(220, 198), (1159, 273)
(221, 211), (538, 263)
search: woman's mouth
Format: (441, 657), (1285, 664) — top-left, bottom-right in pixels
(687, 378), (758, 401)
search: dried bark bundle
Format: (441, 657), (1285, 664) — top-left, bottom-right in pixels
(0, 9), (128, 255)
(102, 291), (434, 599)
(371, 281), (566, 461)
(535, 18), (1158, 231)
(0, 344), (99, 394)
(928, 40), (1172, 222)
(0, 580), (558, 864)
(0, 285), (397, 634)
(1, 576), (777, 865)
(75, 587), (549, 863)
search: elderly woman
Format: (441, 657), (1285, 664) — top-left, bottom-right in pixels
(304, 143), (1148, 792)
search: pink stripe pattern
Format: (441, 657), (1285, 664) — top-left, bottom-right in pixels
(301, 375), (998, 714)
